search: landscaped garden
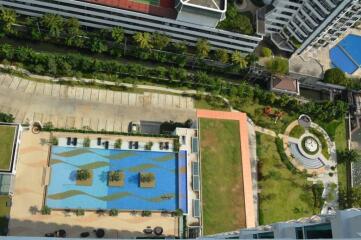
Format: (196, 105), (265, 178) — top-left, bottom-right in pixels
(257, 133), (324, 224)
(200, 119), (246, 235)
(0, 125), (16, 170)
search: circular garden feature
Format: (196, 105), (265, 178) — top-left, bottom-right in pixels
(301, 136), (320, 155)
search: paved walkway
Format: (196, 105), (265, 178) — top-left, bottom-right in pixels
(197, 109), (256, 228)
(0, 73), (196, 132)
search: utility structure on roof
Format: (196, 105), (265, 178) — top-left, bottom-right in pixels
(175, 0), (227, 27)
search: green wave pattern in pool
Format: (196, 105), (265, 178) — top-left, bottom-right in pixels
(50, 159), (109, 170)
(54, 148), (174, 162)
(51, 159), (175, 173)
(47, 190), (175, 203)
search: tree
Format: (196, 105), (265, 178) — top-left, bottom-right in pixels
(173, 41), (187, 54)
(261, 47), (272, 57)
(64, 18), (85, 47)
(215, 49), (229, 64)
(323, 68), (347, 85)
(0, 112), (14, 122)
(231, 51), (248, 69)
(152, 32), (170, 50)
(133, 32), (153, 49)
(217, 3), (253, 34)
(0, 7), (17, 35)
(89, 36), (108, 54)
(76, 169), (90, 181)
(196, 39), (210, 59)
(41, 206), (51, 215)
(266, 57), (289, 74)
(25, 17), (42, 40)
(338, 149), (360, 164)
(41, 13), (64, 39)
(111, 26), (124, 45)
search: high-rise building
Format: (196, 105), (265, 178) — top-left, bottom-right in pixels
(0, 0), (262, 52)
(260, 0), (361, 54)
(205, 209), (361, 239)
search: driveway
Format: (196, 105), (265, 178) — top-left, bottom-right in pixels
(0, 74), (196, 132)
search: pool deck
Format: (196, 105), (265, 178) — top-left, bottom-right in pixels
(9, 130), (179, 238)
(196, 109), (256, 228)
(299, 28), (361, 78)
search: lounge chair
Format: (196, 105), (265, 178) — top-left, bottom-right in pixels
(73, 138), (78, 146)
(104, 141), (109, 149)
(159, 142), (164, 150)
(67, 137), (71, 145)
(165, 142), (169, 150)
(134, 142), (139, 149)
(97, 138), (101, 146)
(129, 141), (133, 149)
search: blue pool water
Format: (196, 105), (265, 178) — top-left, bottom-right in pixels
(46, 146), (187, 212)
(330, 34), (361, 74)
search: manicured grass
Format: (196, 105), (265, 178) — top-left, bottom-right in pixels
(257, 133), (319, 224)
(194, 96), (230, 111)
(237, 102), (297, 134)
(289, 125), (305, 138)
(0, 195), (11, 235)
(0, 126), (16, 171)
(200, 119), (246, 235)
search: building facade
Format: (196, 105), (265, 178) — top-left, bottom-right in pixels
(0, 0), (262, 53)
(262, 0), (361, 54)
(205, 209), (361, 239)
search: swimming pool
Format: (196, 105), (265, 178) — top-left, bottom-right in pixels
(46, 146), (187, 212)
(330, 34), (361, 74)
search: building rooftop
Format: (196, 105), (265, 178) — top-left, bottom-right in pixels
(85, 0), (176, 18)
(183, 0), (225, 11)
(271, 75), (299, 94)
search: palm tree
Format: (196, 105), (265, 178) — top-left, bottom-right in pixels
(64, 18), (84, 47)
(41, 13), (64, 39)
(0, 8), (17, 35)
(215, 49), (229, 64)
(196, 39), (210, 59)
(152, 32), (170, 50)
(25, 17), (41, 40)
(111, 26), (124, 45)
(232, 51), (248, 69)
(133, 32), (153, 49)
(338, 149), (360, 164)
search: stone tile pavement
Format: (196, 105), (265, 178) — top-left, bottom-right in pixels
(0, 74), (196, 132)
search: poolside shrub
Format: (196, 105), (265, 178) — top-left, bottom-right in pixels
(50, 136), (58, 146)
(141, 210), (152, 217)
(109, 209), (118, 216)
(172, 208), (183, 217)
(41, 206), (51, 215)
(74, 209), (85, 216)
(83, 137), (90, 147)
(114, 138), (122, 149)
(173, 139), (180, 152)
(145, 141), (153, 150)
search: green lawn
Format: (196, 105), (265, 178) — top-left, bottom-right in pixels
(257, 133), (319, 224)
(194, 96), (230, 111)
(200, 119), (246, 235)
(0, 195), (11, 235)
(0, 126), (16, 170)
(289, 125), (305, 138)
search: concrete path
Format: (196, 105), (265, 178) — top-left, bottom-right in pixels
(0, 73), (196, 132)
